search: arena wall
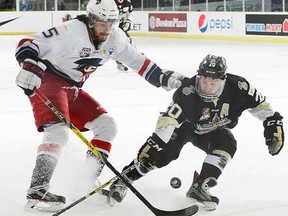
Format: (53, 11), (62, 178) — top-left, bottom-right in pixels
(1, 11), (287, 43)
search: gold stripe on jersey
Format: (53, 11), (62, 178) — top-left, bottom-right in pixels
(156, 116), (179, 130)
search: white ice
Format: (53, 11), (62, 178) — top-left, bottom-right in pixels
(0, 35), (287, 216)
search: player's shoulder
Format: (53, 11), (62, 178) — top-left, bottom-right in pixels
(174, 76), (197, 99)
(172, 76), (200, 112)
(226, 73), (246, 82)
(106, 27), (130, 48)
(58, 18), (88, 35)
(226, 73), (252, 93)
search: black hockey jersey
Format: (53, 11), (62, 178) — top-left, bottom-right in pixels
(162, 73), (271, 135)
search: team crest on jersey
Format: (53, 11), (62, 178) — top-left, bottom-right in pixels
(101, 47), (115, 57)
(196, 113), (232, 134)
(182, 85), (195, 95)
(199, 108), (210, 121)
(79, 48), (92, 58)
(73, 58), (102, 82)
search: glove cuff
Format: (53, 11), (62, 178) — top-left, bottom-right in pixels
(23, 58), (47, 71)
(160, 70), (174, 87)
(263, 112), (283, 127)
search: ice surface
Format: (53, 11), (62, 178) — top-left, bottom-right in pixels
(0, 35), (287, 216)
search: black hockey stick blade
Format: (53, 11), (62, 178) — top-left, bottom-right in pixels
(153, 204), (198, 216)
(103, 188), (198, 216)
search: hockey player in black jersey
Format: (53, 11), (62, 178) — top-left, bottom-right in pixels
(114, 0), (133, 72)
(109, 54), (284, 210)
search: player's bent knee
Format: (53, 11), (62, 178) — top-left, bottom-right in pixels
(42, 122), (69, 147)
(208, 150), (232, 171)
(85, 113), (118, 142)
(137, 133), (170, 171)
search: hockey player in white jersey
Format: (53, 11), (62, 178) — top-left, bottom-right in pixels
(15, 0), (185, 212)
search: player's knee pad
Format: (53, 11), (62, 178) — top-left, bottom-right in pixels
(42, 122), (69, 147)
(84, 113), (118, 142)
(137, 133), (168, 171)
(204, 150), (232, 172)
(40, 123), (69, 159)
(124, 158), (150, 181)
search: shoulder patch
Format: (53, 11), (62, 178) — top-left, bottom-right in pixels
(238, 81), (248, 90)
(101, 46), (115, 57)
(182, 85), (195, 95)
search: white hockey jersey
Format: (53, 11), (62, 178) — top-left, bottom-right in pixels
(15, 17), (163, 88)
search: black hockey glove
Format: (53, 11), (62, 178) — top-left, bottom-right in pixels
(263, 112), (284, 156)
(121, 19), (132, 32)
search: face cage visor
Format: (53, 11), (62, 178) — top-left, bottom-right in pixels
(195, 75), (226, 102)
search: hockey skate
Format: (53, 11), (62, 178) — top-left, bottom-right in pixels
(186, 177), (219, 211)
(109, 175), (132, 204)
(116, 61), (129, 72)
(83, 150), (105, 193)
(25, 184), (65, 212)
(86, 150), (105, 179)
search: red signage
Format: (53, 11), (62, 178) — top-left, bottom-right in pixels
(149, 13), (187, 32)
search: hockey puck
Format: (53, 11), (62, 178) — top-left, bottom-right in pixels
(170, 177), (182, 189)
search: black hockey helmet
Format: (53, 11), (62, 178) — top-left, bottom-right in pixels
(197, 54), (227, 80)
(195, 54), (227, 102)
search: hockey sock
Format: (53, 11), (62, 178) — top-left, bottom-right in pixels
(123, 160), (144, 181)
(30, 154), (58, 188)
(198, 162), (222, 181)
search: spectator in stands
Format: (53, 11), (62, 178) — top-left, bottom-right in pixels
(20, 0), (31, 11)
(58, 0), (65, 10)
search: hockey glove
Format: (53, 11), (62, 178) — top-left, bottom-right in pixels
(15, 58), (46, 96)
(263, 112), (284, 156)
(160, 70), (185, 91)
(121, 19), (132, 32)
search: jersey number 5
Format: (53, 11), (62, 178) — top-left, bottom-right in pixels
(42, 27), (59, 38)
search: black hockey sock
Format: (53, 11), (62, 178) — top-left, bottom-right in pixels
(30, 154), (58, 188)
(198, 162), (222, 181)
(123, 160), (143, 182)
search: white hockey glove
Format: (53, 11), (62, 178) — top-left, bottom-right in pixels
(160, 70), (185, 91)
(263, 112), (284, 156)
(15, 58), (46, 96)
(121, 19), (132, 32)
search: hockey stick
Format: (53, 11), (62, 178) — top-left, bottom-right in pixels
(52, 179), (114, 216)
(52, 164), (137, 216)
(34, 89), (198, 216)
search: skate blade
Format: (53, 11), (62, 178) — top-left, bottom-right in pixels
(202, 201), (217, 211)
(107, 196), (116, 207)
(189, 198), (217, 211)
(101, 189), (116, 207)
(24, 199), (64, 213)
